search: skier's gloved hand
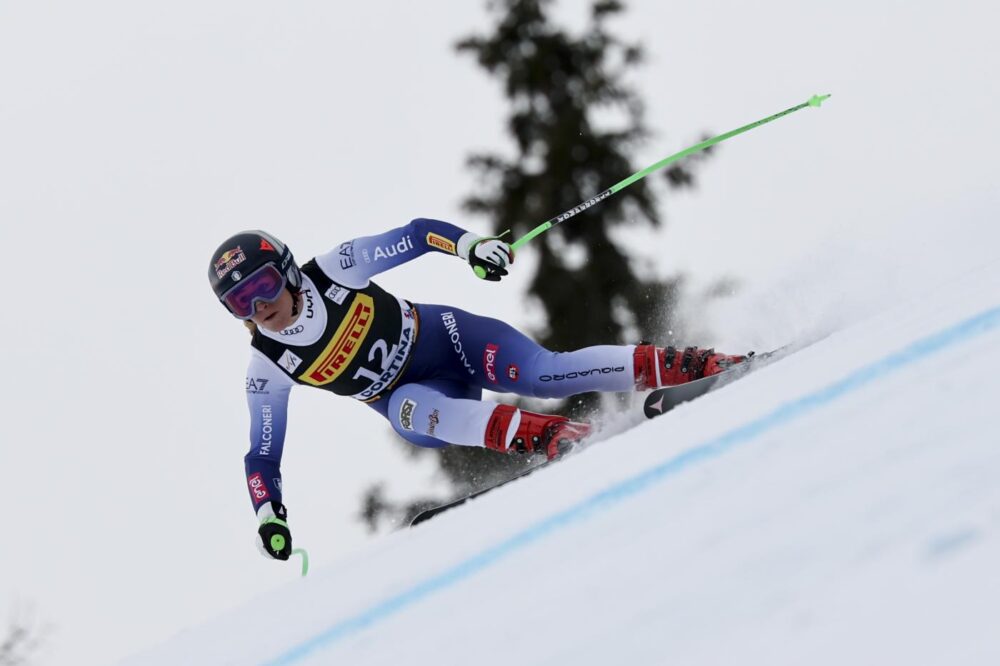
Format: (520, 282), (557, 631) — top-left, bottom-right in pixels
(458, 233), (514, 282)
(256, 501), (292, 561)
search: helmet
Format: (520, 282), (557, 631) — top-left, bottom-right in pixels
(208, 230), (302, 318)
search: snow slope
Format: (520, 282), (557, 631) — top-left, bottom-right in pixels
(126, 260), (1000, 666)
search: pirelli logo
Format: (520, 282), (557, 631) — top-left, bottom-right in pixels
(300, 294), (374, 386)
(426, 232), (457, 255)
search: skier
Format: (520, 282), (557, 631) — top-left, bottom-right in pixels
(209, 219), (747, 561)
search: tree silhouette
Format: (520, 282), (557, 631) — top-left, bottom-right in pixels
(0, 608), (45, 666)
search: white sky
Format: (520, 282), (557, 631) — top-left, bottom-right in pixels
(1, 1), (998, 664)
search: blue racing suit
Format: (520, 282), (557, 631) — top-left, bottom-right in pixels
(242, 219), (635, 512)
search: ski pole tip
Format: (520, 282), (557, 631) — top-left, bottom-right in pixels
(292, 547), (309, 577)
(808, 93), (832, 108)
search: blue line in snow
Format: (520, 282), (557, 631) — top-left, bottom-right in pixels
(264, 303), (1000, 665)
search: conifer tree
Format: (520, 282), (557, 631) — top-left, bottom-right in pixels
(456, 0), (704, 405)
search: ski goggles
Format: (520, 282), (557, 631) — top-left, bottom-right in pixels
(219, 263), (286, 320)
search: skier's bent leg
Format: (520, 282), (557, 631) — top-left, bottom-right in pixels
(383, 382), (589, 460)
(524, 344), (752, 395)
(384, 382), (512, 450)
(417, 305), (634, 397)
(416, 305), (747, 398)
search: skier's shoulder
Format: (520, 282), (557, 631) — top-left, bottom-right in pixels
(312, 243), (370, 289)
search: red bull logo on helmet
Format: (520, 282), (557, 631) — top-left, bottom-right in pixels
(215, 246), (246, 279)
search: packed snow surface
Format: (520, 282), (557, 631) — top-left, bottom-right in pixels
(127, 261), (1000, 665)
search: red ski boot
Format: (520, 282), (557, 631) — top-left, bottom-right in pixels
(633, 344), (748, 389)
(484, 405), (592, 460)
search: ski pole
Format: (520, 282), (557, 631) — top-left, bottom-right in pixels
(292, 547), (309, 577)
(507, 93), (831, 253)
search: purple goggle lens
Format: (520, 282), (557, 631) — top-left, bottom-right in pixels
(220, 263), (286, 319)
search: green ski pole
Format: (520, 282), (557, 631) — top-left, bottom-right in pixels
(292, 547), (309, 577)
(506, 93), (831, 254)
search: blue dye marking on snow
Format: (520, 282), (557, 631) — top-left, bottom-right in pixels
(264, 303), (1000, 666)
(924, 528), (982, 561)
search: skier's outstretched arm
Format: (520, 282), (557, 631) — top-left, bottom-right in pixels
(244, 349), (295, 561)
(315, 217), (513, 287)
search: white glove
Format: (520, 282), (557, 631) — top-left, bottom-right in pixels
(458, 234), (514, 282)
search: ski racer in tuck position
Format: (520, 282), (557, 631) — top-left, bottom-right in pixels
(208, 219), (747, 561)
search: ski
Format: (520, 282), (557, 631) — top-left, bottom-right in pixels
(409, 459), (555, 526)
(642, 346), (790, 419)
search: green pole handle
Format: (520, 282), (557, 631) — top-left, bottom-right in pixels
(510, 94), (831, 252)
